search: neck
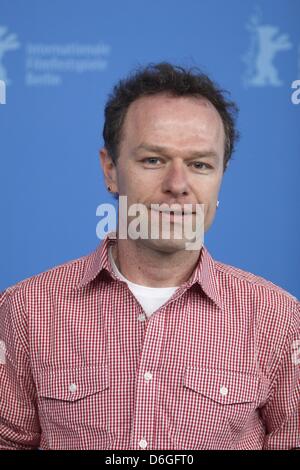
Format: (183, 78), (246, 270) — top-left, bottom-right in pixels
(111, 236), (201, 288)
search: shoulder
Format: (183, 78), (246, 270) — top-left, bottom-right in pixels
(0, 250), (91, 307)
(214, 259), (299, 336)
(215, 259), (297, 301)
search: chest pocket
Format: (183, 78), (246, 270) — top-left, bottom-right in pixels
(184, 367), (259, 404)
(38, 364), (108, 401)
(36, 364), (112, 449)
(168, 367), (262, 450)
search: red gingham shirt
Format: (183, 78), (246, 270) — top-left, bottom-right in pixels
(0, 232), (299, 450)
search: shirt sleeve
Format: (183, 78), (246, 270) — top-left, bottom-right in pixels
(0, 286), (41, 450)
(262, 301), (300, 450)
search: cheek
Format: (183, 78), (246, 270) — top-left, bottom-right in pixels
(115, 163), (135, 192)
(118, 165), (158, 194)
(195, 177), (221, 202)
(195, 178), (222, 225)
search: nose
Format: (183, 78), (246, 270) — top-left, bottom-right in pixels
(161, 160), (189, 196)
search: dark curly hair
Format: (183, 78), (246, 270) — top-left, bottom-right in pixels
(103, 62), (239, 172)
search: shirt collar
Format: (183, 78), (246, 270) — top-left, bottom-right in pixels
(75, 231), (118, 289)
(75, 231), (222, 310)
(187, 243), (223, 311)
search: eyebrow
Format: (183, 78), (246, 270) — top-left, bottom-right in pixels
(133, 143), (219, 160)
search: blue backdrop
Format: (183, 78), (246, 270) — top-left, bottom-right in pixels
(0, 0), (299, 298)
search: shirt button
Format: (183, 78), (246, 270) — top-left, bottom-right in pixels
(144, 371), (153, 381)
(139, 439), (147, 449)
(69, 383), (77, 393)
(138, 314), (146, 322)
(220, 386), (228, 396)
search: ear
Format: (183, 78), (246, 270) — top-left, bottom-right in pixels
(99, 147), (119, 193)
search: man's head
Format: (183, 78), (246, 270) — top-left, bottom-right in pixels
(100, 62), (239, 251)
(102, 62), (239, 172)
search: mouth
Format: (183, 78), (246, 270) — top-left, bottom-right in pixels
(150, 208), (196, 216)
(149, 208), (196, 224)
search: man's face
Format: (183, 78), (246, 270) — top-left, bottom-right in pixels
(101, 93), (225, 253)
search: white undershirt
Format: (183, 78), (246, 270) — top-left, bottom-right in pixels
(108, 246), (179, 318)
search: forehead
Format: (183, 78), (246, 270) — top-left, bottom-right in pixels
(121, 93), (225, 151)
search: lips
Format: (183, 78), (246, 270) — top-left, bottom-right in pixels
(150, 208), (196, 215)
(162, 211), (195, 215)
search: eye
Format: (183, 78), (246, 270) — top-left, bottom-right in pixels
(190, 162), (212, 170)
(142, 157), (162, 165)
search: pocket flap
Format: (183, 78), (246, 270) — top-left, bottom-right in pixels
(184, 367), (259, 404)
(38, 364), (108, 401)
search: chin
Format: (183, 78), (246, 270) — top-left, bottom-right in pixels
(141, 237), (191, 254)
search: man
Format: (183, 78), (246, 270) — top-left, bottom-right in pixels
(0, 62), (299, 450)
